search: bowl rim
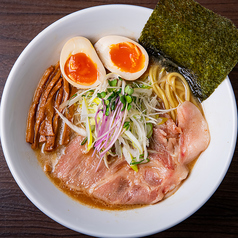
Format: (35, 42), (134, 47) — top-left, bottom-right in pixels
(1, 4), (237, 238)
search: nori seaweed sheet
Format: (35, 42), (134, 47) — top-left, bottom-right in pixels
(139, 0), (238, 101)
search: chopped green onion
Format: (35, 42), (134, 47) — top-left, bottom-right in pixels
(70, 93), (77, 100)
(81, 137), (88, 145)
(121, 104), (126, 111)
(107, 91), (116, 100)
(105, 106), (110, 116)
(111, 101), (116, 111)
(125, 85), (134, 95)
(120, 95), (126, 104)
(139, 154), (144, 159)
(108, 79), (118, 86)
(125, 95), (132, 103)
(123, 121), (130, 130)
(130, 156), (150, 165)
(97, 92), (107, 98)
(146, 123), (153, 138)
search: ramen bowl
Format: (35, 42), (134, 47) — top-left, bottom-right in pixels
(1, 5), (237, 238)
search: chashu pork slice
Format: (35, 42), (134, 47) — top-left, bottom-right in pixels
(177, 101), (210, 165)
(52, 101), (210, 205)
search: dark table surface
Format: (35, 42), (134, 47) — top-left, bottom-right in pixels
(0, 0), (238, 237)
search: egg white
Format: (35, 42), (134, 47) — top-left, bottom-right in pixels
(94, 35), (149, 81)
(60, 36), (106, 88)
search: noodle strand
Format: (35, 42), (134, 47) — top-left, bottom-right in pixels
(149, 65), (198, 121)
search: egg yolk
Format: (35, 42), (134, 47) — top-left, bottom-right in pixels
(109, 42), (145, 73)
(64, 53), (97, 85)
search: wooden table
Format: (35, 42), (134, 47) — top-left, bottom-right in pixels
(0, 0), (237, 237)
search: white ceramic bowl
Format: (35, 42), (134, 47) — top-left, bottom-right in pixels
(1, 4), (237, 238)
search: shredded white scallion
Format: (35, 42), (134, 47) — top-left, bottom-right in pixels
(55, 73), (169, 171)
(54, 108), (86, 137)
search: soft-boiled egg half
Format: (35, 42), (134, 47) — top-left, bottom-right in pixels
(94, 35), (149, 81)
(60, 37), (106, 88)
